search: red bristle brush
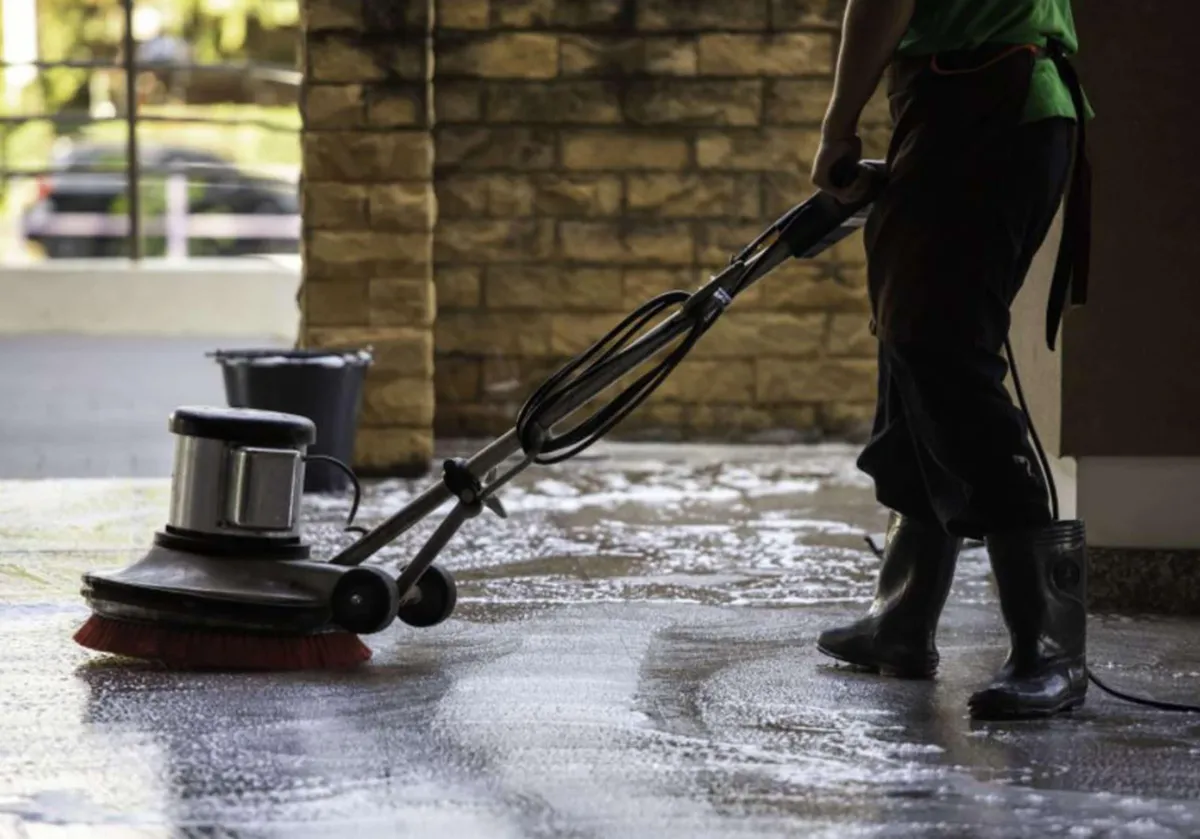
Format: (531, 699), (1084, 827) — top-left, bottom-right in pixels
(74, 615), (372, 671)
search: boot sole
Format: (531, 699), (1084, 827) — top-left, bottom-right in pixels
(968, 695), (1086, 721)
(816, 642), (936, 680)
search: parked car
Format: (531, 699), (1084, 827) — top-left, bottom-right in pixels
(22, 142), (300, 258)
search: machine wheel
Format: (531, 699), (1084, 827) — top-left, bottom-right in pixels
(397, 565), (457, 628)
(331, 566), (400, 634)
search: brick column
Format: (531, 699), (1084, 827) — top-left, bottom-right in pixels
(297, 0), (436, 476)
(430, 0), (889, 443)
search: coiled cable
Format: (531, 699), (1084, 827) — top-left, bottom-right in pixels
(514, 289), (726, 465)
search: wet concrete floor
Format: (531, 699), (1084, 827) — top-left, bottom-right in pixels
(2, 442), (1199, 838)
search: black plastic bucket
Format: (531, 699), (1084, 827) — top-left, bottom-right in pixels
(211, 347), (373, 494)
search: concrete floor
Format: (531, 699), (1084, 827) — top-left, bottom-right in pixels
(3, 444), (1199, 838)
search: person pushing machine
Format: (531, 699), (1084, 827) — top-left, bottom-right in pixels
(809, 0), (1092, 720)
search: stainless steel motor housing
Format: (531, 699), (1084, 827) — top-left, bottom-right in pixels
(165, 406), (318, 538)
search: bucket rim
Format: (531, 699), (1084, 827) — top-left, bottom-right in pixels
(208, 346), (374, 366)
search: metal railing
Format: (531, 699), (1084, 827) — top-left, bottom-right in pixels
(1, 0), (300, 260)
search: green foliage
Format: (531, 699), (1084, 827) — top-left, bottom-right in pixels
(26, 0), (300, 116)
(2, 0), (300, 214)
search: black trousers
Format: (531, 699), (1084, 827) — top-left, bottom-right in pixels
(857, 116), (1075, 541)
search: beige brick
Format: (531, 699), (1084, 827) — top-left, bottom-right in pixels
(560, 35), (638, 77)
(434, 358), (482, 403)
(435, 82), (484, 122)
(491, 0), (554, 27)
(697, 33), (835, 76)
(548, 313), (629, 355)
(827, 312), (874, 356)
(434, 265), (483, 308)
(763, 79), (832, 126)
(437, 0), (489, 29)
(436, 127), (557, 170)
(559, 220), (694, 265)
(756, 358), (878, 403)
(369, 183), (434, 231)
(838, 261), (867, 286)
(531, 174), (622, 216)
(308, 37), (423, 83)
(655, 359), (755, 403)
(771, 0), (844, 29)
(304, 84), (363, 128)
(762, 170), (814, 216)
(307, 230), (430, 267)
(366, 85), (426, 126)
(436, 174), (490, 216)
(690, 311), (826, 358)
(486, 175), (535, 216)
(486, 81), (622, 124)
(362, 373), (435, 427)
(486, 265), (623, 310)
(434, 402), (515, 438)
(434, 310), (551, 356)
(611, 401), (687, 438)
(829, 233), (867, 266)
(561, 35), (697, 78)
(624, 79), (762, 127)
(362, 0), (430, 31)
(370, 276), (435, 327)
(561, 130), (690, 171)
(302, 0), (362, 31)
(760, 263), (870, 313)
(309, 37), (380, 83)
(683, 405), (816, 439)
(479, 355), (570, 402)
(860, 124), (892, 160)
(862, 82), (891, 125)
(637, 0), (769, 31)
(304, 229), (432, 272)
(694, 222), (768, 266)
(434, 218), (555, 262)
(306, 326), (433, 375)
(556, 0), (627, 28)
(644, 37), (700, 75)
(302, 182), (368, 229)
(820, 401), (877, 439)
(627, 172), (760, 219)
(304, 131), (432, 181)
(696, 128), (822, 171)
(438, 33), (559, 79)
(354, 427), (433, 476)
(303, 278), (369, 326)
(623, 268), (696, 308)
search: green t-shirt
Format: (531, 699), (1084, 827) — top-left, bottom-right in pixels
(896, 0), (1092, 123)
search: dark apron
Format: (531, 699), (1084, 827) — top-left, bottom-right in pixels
(863, 41), (1091, 351)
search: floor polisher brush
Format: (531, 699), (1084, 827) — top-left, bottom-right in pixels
(74, 406), (455, 670)
(74, 162), (884, 671)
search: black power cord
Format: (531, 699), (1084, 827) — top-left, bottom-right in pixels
(1003, 336), (1200, 714)
(303, 454), (368, 536)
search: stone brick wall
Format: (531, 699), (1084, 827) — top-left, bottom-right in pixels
(297, 0), (437, 475)
(430, 0), (890, 443)
(298, 0), (891, 472)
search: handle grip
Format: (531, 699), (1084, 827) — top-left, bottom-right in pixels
(829, 156), (862, 189)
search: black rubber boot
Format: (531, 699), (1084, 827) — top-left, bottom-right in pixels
(968, 519), (1088, 720)
(817, 512), (962, 678)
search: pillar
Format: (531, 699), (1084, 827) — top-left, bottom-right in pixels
(297, 0), (436, 477)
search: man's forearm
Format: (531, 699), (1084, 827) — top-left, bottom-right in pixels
(823, 0), (916, 139)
